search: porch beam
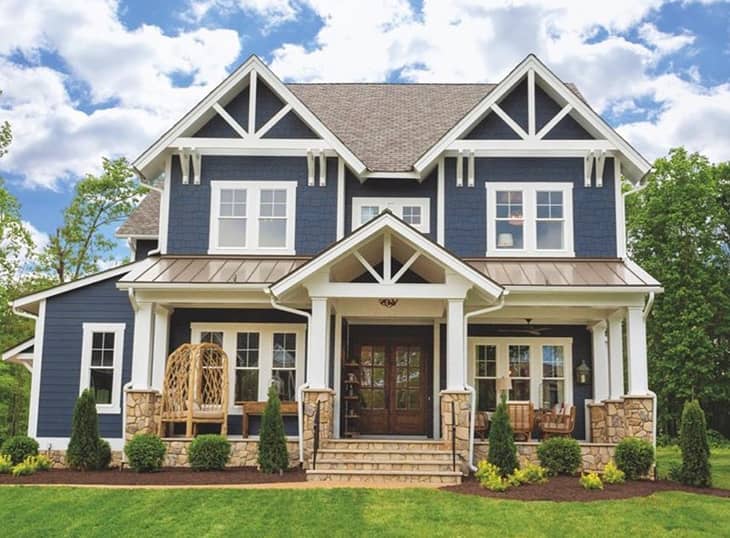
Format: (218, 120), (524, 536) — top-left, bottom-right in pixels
(590, 320), (610, 402)
(608, 312), (624, 399)
(626, 306), (649, 395)
(305, 282), (471, 299)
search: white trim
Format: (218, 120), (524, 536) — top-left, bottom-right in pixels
(468, 336), (573, 410)
(160, 156), (172, 253)
(486, 182), (574, 257)
(27, 301), (45, 437)
(437, 158), (445, 245)
(336, 157), (345, 240)
(536, 104), (572, 139)
(248, 70), (257, 135)
(80, 322), (126, 414)
(615, 159), (626, 257)
(114, 233), (159, 240)
(255, 104), (293, 139)
(467, 150), (475, 188)
(492, 104), (528, 139)
(2, 338), (34, 363)
(451, 139), (617, 153)
(36, 437), (125, 451)
(432, 320), (441, 438)
(527, 68), (536, 137)
(208, 180), (297, 255)
(351, 197), (431, 234)
(212, 102), (248, 138)
(318, 150), (327, 187)
(191, 322), (306, 411)
(333, 311), (343, 437)
(362, 171), (421, 180)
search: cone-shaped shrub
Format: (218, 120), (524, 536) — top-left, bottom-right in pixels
(678, 400), (712, 487)
(67, 389), (103, 470)
(258, 384), (289, 473)
(488, 393), (518, 476)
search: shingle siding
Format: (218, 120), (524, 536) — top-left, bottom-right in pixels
(37, 277), (134, 439)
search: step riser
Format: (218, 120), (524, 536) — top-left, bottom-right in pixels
(315, 462), (456, 472)
(316, 451), (453, 462)
(307, 473), (461, 485)
(322, 442), (446, 451)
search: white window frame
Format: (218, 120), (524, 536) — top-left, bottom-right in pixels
(468, 337), (573, 411)
(79, 323), (125, 414)
(209, 180), (297, 255)
(352, 197), (430, 233)
(190, 323), (306, 414)
(485, 182), (574, 257)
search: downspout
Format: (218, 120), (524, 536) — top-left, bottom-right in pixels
(121, 289), (139, 460)
(642, 292), (658, 451)
(462, 293), (507, 471)
(267, 292), (311, 465)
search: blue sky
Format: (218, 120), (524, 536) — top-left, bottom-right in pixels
(0, 0), (729, 260)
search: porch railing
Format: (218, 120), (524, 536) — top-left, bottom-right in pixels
(450, 400), (456, 472)
(312, 400), (321, 470)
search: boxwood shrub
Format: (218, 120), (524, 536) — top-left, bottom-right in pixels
(189, 434), (231, 471)
(615, 437), (654, 480)
(125, 434), (166, 472)
(1, 435), (39, 465)
(537, 437), (582, 476)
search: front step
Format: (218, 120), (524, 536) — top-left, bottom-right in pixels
(306, 469), (462, 485)
(321, 439), (447, 451)
(315, 459), (456, 472)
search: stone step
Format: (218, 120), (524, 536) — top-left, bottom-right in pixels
(306, 469), (462, 485)
(321, 439), (447, 452)
(314, 459), (457, 472)
(316, 448), (454, 461)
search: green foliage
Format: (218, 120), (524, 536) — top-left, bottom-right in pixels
(0, 453), (12, 473)
(476, 461), (510, 491)
(707, 429), (730, 449)
(615, 437), (654, 480)
(537, 437), (582, 476)
(11, 456), (37, 476)
(97, 439), (112, 470)
(257, 384), (289, 473)
(580, 471), (604, 490)
(676, 400), (712, 487)
(507, 463), (548, 486)
(67, 390), (104, 470)
(125, 434), (166, 473)
(36, 157), (146, 282)
(1, 435), (39, 465)
(487, 394), (518, 476)
(189, 434), (231, 471)
(30, 454), (52, 471)
(626, 148), (730, 436)
(602, 461), (625, 484)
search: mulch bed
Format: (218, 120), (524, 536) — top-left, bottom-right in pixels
(443, 475), (730, 502)
(0, 467), (306, 486)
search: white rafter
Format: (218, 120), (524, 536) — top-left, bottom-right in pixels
(248, 70), (257, 135)
(491, 103), (529, 139)
(212, 103), (248, 138)
(536, 104), (572, 139)
(527, 68), (536, 137)
(255, 103), (292, 139)
(392, 249), (421, 283)
(353, 250), (383, 283)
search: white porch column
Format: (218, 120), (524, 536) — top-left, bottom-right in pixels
(446, 299), (466, 390)
(150, 305), (171, 391)
(307, 297), (329, 388)
(626, 306), (649, 395)
(590, 320), (610, 402)
(131, 301), (155, 389)
(608, 313), (625, 399)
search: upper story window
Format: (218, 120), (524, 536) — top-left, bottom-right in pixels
(486, 182), (574, 257)
(352, 197), (430, 233)
(79, 323), (125, 414)
(209, 181), (296, 255)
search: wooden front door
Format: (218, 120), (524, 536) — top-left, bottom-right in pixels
(349, 326), (431, 435)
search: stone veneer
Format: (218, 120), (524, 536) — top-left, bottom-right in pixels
(44, 449), (124, 470)
(125, 389), (161, 439)
(163, 438), (300, 468)
(589, 395), (654, 444)
(440, 390), (471, 469)
(474, 442), (616, 472)
(301, 388), (334, 467)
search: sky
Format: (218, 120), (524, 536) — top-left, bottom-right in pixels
(0, 0), (729, 259)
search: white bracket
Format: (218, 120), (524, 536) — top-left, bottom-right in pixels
(467, 150), (475, 187)
(456, 150), (464, 187)
(595, 150), (606, 188)
(307, 150), (315, 186)
(191, 151), (202, 185)
(178, 150), (190, 185)
(319, 150), (327, 187)
(584, 151), (594, 188)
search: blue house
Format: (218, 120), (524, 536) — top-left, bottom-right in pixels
(6, 54), (661, 483)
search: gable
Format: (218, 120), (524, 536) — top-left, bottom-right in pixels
(262, 111), (319, 139)
(464, 112), (521, 140)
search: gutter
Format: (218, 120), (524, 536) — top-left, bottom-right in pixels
(642, 292), (658, 451)
(267, 291), (311, 465)
(462, 294), (507, 471)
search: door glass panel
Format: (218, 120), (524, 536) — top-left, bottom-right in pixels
(371, 389), (385, 409)
(372, 367), (385, 388)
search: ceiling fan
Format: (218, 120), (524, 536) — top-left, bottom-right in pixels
(497, 319), (550, 336)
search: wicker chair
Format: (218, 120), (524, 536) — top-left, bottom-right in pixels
(539, 404), (576, 439)
(158, 343), (229, 437)
(507, 401), (534, 441)
(475, 411), (490, 440)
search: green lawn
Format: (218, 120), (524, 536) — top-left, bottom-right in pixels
(1, 487), (729, 537)
(656, 447), (730, 489)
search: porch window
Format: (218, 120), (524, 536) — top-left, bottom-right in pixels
(235, 332), (259, 401)
(352, 197), (430, 233)
(508, 345), (531, 401)
(541, 344), (565, 408)
(475, 344), (497, 412)
(486, 182), (573, 256)
(272, 333), (297, 401)
(79, 323), (125, 414)
(209, 181), (296, 255)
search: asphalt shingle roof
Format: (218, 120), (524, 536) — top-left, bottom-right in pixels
(116, 190), (160, 237)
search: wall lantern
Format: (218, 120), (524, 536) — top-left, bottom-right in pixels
(576, 360), (591, 385)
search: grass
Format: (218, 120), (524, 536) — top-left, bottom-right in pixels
(0, 486), (729, 537)
(656, 447), (730, 489)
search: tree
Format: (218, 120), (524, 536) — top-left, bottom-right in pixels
(36, 157), (146, 283)
(258, 384), (289, 473)
(626, 148), (730, 435)
(677, 400), (712, 487)
(487, 394), (518, 476)
(67, 390), (103, 470)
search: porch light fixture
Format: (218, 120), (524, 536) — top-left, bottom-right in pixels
(576, 360), (591, 385)
(378, 298), (398, 308)
(497, 233), (514, 248)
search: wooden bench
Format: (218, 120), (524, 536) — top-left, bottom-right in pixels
(237, 400), (298, 438)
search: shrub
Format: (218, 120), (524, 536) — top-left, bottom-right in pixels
(508, 463), (548, 486)
(31, 454), (53, 471)
(97, 439), (112, 470)
(12, 456), (38, 476)
(615, 437), (654, 480)
(537, 437), (582, 476)
(1, 435), (39, 465)
(487, 394), (518, 476)
(476, 461), (510, 492)
(0, 454), (13, 474)
(602, 461), (625, 484)
(706, 429), (729, 449)
(189, 434), (231, 471)
(258, 385), (289, 473)
(580, 471), (604, 490)
(67, 390), (104, 470)
(676, 400), (712, 487)
(125, 434), (166, 473)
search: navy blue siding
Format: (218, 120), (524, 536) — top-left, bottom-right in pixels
(498, 78), (529, 132)
(468, 324), (592, 440)
(194, 88), (249, 138)
(38, 277), (134, 439)
(444, 157), (616, 257)
(166, 156), (338, 255)
(255, 82), (284, 131)
(262, 111), (319, 139)
(344, 168), (438, 241)
(465, 114), (521, 139)
(134, 239), (158, 261)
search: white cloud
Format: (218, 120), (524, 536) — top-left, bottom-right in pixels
(186, 0), (299, 25)
(638, 23), (695, 55)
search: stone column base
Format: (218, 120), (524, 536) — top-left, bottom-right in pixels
(125, 389), (161, 440)
(440, 390), (471, 470)
(589, 395), (654, 444)
(301, 388), (335, 468)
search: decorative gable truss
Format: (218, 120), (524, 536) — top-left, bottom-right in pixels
(415, 55), (651, 186)
(133, 55), (366, 186)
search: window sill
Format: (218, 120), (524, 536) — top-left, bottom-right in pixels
(96, 405), (121, 415)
